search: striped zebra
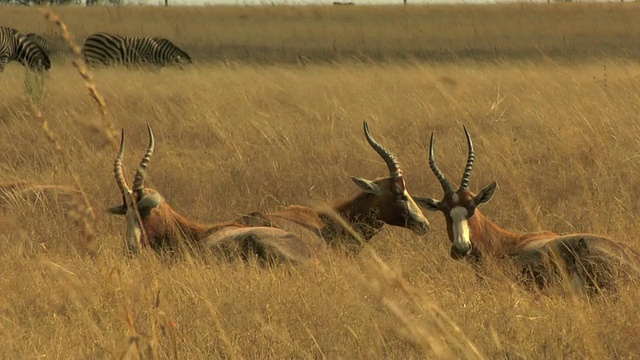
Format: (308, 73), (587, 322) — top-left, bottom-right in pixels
(152, 37), (192, 66)
(26, 33), (66, 58)
(0, 27), (51, 73)
(82, 32), (192, 68)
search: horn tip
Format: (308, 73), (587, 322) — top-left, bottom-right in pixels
(146, 123), (155, 147)
(463, 125), (473, 146)
(118, 129), (126, 150)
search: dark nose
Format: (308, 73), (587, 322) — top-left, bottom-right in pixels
(413, 221), (430, 236)
(450, 244), (471, 259)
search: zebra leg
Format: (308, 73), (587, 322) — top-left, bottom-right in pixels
(0, 56), (8, 72)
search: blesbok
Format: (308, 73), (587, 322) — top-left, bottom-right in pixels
(107, 124), (317, 265)
(412, 127), (640, 295)
(236, 121), (430, 253)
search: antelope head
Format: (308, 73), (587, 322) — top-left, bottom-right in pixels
(349, 121), (430, 236)
(413, 127), (497, 259)
(108, 124), (170, 255)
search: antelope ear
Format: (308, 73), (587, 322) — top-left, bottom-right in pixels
(108, 205), (127, 215)
(351, 177), (382, 195)
(474, 181), (497, 206)
(412, 196), (441, 212)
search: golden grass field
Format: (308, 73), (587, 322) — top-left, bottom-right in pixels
(3, 3), (640, 359)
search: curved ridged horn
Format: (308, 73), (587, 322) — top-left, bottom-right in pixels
(114, 129), (130, 198)
(132, 124), (155, 199)
(460, 125), (475, 190)
(429, 132), (454, 194)
(363, 121), (403, 180)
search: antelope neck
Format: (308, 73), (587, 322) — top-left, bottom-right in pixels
(328, 192), (385, 240)
(147, 206), (237, 246)
(464, 210), (523, 257)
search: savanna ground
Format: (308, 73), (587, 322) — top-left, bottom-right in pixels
(2, 3), (640, 359)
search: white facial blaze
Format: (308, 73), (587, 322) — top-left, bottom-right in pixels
(123, 190), (142, 255)
(405, 190), (427, 222)
(449, 206), (471, 253)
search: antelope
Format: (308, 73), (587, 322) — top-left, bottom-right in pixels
(236, 121), (430, 253)
(107, 124), (317, 265)
(412, 127), (640, 295)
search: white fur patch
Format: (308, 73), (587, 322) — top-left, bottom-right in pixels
(405, 190), (427, 221)
(452, 193), (459, 204)
(124, 192), (142, 255)
(450, 206), (471, 253)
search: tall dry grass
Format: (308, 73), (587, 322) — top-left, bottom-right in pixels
(4, 3), (640, 64)
(2, 4), (640, 359)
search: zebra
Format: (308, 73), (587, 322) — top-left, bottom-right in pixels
(0, 27), (51, 73)
(82, 32), (192, 68)
(152, 37), (192, 66)
(26, 33), (66, 58)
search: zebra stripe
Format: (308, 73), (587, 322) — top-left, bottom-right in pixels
(152, 37), (192, 66)
(83, 32), (192, 68)
(0, 27), (51, 73)
(26, 33), (65, 58)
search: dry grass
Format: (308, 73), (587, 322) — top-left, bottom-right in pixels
(2, 4), (640, 359)
(5, 3), (640, 64)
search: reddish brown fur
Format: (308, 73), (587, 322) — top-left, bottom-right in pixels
(331, 178), (418, 235)
(108, 126), (318, 265)
(113, 186), (319, 264)
(236, 122), (430, 252)
(444, 209), (640, 294)
(433, 190), (559, 260)
(238, 176), (429, 253)
(137, 191), (243, 252)
(415, 127), (640, 295)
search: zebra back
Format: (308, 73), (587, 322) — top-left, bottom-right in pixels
(0, 27), (51, 73)
(26, 32), (66, 58)
(83, 32), (191, 68)
(83, 32), (164, 67)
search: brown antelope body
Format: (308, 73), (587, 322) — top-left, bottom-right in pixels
(237, 121), (430, 253)
(108, 124), (317, 265)
(413, 127), (640, 295)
